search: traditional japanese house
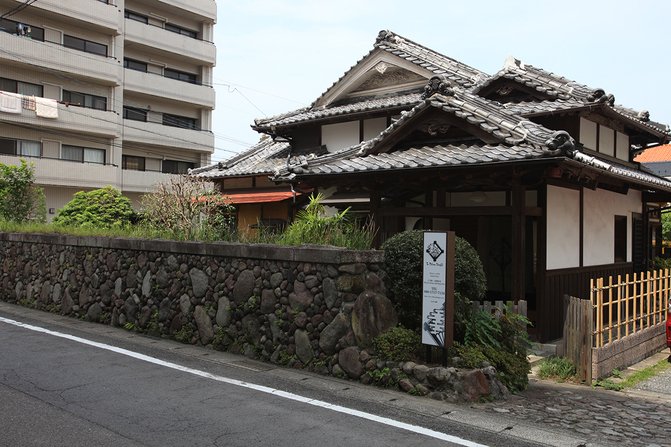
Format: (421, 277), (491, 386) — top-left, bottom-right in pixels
(195, 30), (671, 341)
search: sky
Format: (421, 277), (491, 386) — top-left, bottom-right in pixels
(210, 0), (671, 164)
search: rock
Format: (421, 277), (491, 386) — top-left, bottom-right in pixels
(319, 312), (349, 355)
(39, 282), (51, 304)
(399, 378), (415, 393)
(415, 384), (429, 396)
(158, 298), (172, 322)
(294, 312), (308, 328)
(322, 278), (337, 309)
(78, 286), (91, 307)
(190, 268), (209, 298)
(124, 296), (138, 323)
(267, 314), (282, 344)
(99, 282), (112, 305)
(260, 289), (276, 314)
(61, 288), (74, 314)
(294, 330), (313, 364)
(156, 268), (169, 288)
(142, 271), (152, 297)
(288, 280), (313, 311)
(86, 303), (103, 322)
(241, 314), (261, 345)
(413, 364), (430, 382)
(232, 270), (255, 304)
(351, 291), (397, 347)
(194, 305), (214, 345)
(138, 306), (152, 328)
(304, 275), (319, 289)
(269, 272), (283, 289)
(52, 283), (61, 303)
(338, 346), (363, 379)
(216, 296), (231, 327)
(90, 273), (100, 289)
(114, 277), (123, 297)
(458, 369), (491, 401)
(179, 294), (191, 315)
(339, 263), (366, 274)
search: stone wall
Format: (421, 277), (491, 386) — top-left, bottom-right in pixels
(0, 232), (506, 401)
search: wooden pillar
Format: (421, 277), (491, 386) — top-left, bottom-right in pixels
(370, 190), (381, 248)
(511, 180), (526, 301)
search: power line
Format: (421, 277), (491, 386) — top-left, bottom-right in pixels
(1, 0), (39, 20)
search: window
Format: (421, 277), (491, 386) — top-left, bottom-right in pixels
(614, 215), (627, 263)
(164, 23), (198, 39)
(0, 77), (43, 97)
(62, 145), (105, 164)
(164, 68), (197, 84)
(124, 58), (147, 72)
(163, 113), (197, 130)
(162, 159), (194, 174)
(122, 155), (145, 171)
(0, 18), (44, 41)
(63, 34), (107, 56)
(123, 106), (147, 122)
(63, 90), (107, 111)
(124, 10), (148, 24)
(0, 138), (41, 157)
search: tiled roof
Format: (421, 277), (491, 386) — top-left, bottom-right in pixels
(254, 92), (422, 130)
(193, 138), (291, 179)
(571, 152), (671, 191)
(634, 144), (671, 163)
(309, 30), (488, 109)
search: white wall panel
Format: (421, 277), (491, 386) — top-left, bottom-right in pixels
(546, 185), (580, 269)
(321, 121), (359, 153)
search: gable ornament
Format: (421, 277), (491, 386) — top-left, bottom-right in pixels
(587, 88), (615, 106)
(544, 130), (577, 157)
(421, 75), (455, 99)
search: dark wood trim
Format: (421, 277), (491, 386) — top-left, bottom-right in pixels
(511, 180), (525, 300)
(579, 187), (584, 267)
(378, 206), (513, 217)
(359, 120), (364, 143)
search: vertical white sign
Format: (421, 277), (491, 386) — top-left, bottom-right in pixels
(422, 232), (447, 347)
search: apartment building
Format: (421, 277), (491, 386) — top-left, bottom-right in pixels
(0, 0), (216, 216)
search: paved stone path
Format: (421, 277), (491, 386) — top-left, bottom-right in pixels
(474, 377), (671, 446)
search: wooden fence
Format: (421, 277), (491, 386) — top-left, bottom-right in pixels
(591, 269), (670, 348)
(561, 295), (593, 382)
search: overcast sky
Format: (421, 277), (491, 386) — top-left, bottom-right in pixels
(210, 0), (671, 163)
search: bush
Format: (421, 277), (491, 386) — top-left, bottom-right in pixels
(382, 230), (487, 330)
(278, 193), (376, 249)
(372, 326), (420, 362)
(537, 356), (577, 381)
(53, 186), (135, 229)
(0, 159), (45, 223)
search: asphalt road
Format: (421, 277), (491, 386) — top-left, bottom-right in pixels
(0, 303), (577, 447)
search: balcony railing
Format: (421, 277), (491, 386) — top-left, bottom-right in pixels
(0, 154), (118, 188)
(16, 0), (120, 32)
(123, 119), (214, 153)
(123, 68), (214, 108)
(121, 169), (178, 193)
(124, 19), (215, 64)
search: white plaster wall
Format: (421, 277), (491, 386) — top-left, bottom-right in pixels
(616, 131), (629, 161)
(580, 118), (597, 151)
(321, 121), (359, 153)
(363, 117), (387, 141)
(546, 185), (580, 269)
(583, 188), (641, 266)
(599, 126), (615, 157)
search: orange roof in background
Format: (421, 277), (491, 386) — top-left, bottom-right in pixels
(224, 191), (299, 204)
(634, 144), (671, 163)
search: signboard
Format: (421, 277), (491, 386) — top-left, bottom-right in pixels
(421, 231), (455, 348)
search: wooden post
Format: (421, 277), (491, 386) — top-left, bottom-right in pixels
(638, 272), (643, 331)
(647, 270), (652, 327)
(607, 276), (613, 345)
(511, 180), (525, 302)
(624, 273), (630, 337)
(617, 274), (622, 341)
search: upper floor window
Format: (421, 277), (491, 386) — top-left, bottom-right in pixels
(122, 155), (146, 171)
(164, 68), (197, 84)
(0, 138), (41, 157)
(64, 34), (107, 56)
(62, 145), (105, 164)
(124, 10), (148, 24)
(0, 77), (43, 97)
(164, 23), (198, 39)
(124, 58), (147, 73)
(162, 159), (194, 174)
(63, 90), (107, 111)
(0, 18), (44, 41)
(123, 106), (147, 122)
(163, 113), (198, 130)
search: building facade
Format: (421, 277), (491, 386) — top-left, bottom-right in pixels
(0, 0), (216, 216)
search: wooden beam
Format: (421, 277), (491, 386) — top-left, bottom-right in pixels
(379, 206), (513, 217)
(511, 180), (526, 301)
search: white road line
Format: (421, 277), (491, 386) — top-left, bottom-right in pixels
(0, 315), (488, 447)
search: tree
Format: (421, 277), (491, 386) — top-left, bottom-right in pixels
(0, 159), (45, 223)
(53, 186), (135, 229)
(140, 175), (234, 240)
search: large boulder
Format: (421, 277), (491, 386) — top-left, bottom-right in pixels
(288, 280), (313, 311)
(294, 330), (314, 364)
(190, 268), (209, 298)
(194, 305), (214, 345)
(351, 291), (397, 347)
(338, 346), (364, 379)
(318, 312), (349, 355)
(232, 270), (255, 304)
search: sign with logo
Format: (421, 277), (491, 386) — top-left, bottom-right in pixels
(421, 231), (455, 348)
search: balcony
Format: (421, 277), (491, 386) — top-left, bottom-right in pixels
(123, 68), (215, 108)
(157, 0), (216, 21)
(0, 99), (120, 138)
(121, 169), (178, 193)
(124, 19), (215, 65)
(0, 33), (122, 84)
(25, 0), (120, 33)
(0, 154), (118, 188)
(123, 119), (214, 153)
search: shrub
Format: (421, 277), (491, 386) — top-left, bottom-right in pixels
(381, 230), (487, 330)
(53, 186), (135, 229)
(0, 159), (45, 223)
(372, 325), (420, 362)
(483, 346), (529, 392)
(140, 175), (235, 241)
(278, 193), (376, 249)
(537, 356), (577, 381)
